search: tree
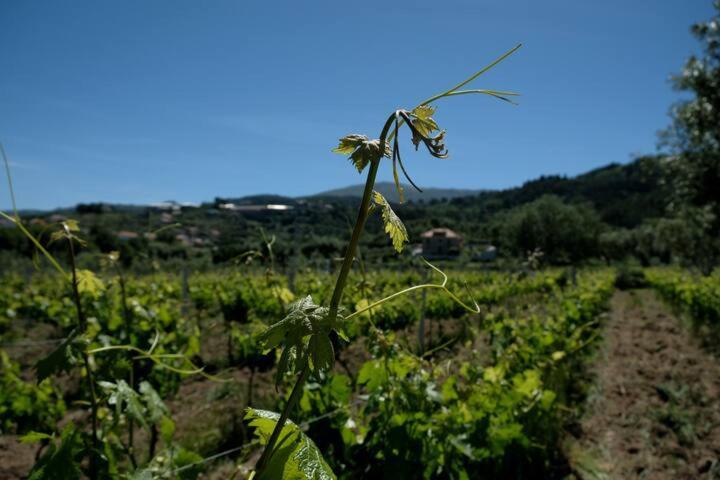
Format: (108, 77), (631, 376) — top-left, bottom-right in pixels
(660, 2), (720, 271)
(499, 195), (603, 264)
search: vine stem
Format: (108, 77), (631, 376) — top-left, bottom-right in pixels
(67, 237), (100, 480)
(117, 267), (137, 468)
(254, 361), (310, 472)
(327, 155), (383, 321)
(255, 115), (395, 474)
(0, 211), (67, 277)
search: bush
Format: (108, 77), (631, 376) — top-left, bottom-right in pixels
(615, 265), (648, 290)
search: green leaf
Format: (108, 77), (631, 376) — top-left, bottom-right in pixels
(139, 381), (168, 424)
(449, 434), (475, 459)
(309, 333), (334, 375)
(332, 134), (366, 155)
(49, 230), (66, 244)
(512, 369), (541, 398)
(100, 380), (148, 429)
(412, 105), (435, 120)
(19, 431), (53, 444)
(259, 319), (293, 351)
(441, 376), (459, 402)
(28, 425), (82, 480)
(482, 365), (503, 384)
(245, 408), (336, 480)
(411, 105), (441, 138)
(160, 416), (176, 444)
(173, 448), (204, 480)
(357, 359), (387, 392)
(332, 134), (388, 173)
(50, 219), (85, 246)
(327, 375), (351, 404)
(539, 390), (557, 411)
(76, 269), (105, 297)
(259, 295), (330, 389)
(488, 421), (525, 455)
(335, 325), (349, 342)
(63, 219), (80, 232)
(372, 191), (408, 253)
(353, 298), (371, 320)
(35, 331), (84, 383)
(551, 350), (566, 362)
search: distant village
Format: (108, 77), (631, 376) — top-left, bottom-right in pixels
(1, 199), (499, 263)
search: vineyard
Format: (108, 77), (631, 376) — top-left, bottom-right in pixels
(2, 3), (720, 478)
(3, 261), (719, 479)
(645, 268), (720, 329)
(0, 261), (621, 479)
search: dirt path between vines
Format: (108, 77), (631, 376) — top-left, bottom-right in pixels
(567, 289), (720, 479)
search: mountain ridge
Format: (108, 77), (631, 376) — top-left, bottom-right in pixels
(306, 182), (486, 203)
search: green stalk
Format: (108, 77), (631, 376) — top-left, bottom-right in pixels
(255, 115), (394, 474)
(254, 360), (310, 472)
(327, 156), (382, 321)
(117, 268), (137, 468)
(326, 112), (397, 320)
(1, 143), (18, 219)
(251, 44), (518, 464)
(68, 238), (100, 480)
(0, 211), (67, 277)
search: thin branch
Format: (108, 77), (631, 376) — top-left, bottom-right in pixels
(1, 142), (18, 219)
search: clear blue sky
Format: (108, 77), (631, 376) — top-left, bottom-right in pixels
(0, 0), (715, 210)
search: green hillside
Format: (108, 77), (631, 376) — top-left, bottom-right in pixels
(0, 155), (675, 269)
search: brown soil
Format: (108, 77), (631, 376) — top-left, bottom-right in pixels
(0, 436), (37, 480)
(566, 290), (720, 479)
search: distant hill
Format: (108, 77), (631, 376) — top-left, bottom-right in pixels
(13, 158), (666, 230)
(304, 157), (668, 228)
(473, 156), (668, 228)
(309, 182), (483, 203)
(2, 155), (673, 268)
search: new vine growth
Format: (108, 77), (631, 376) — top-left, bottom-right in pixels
(247, 44), (522, 478)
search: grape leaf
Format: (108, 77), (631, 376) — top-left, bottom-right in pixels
(411, 105), (440, 138)
(35, 330), (85, 383)
(139, 381), (169, 424)
(99, 380), (148, 429)
(27, 425), (82, 480)
(332, 134), (389, 173)
(173, 448), (204, 480)
(309, 333), (334, 375)
(259, 296), (337, 384)
(49, 219), (85, 246)
(63, 219), (80, 232)
(512, 369), (541, 398)
(160, 416), (176, 444)
(76, 269), (105, 297)
(19, 431), (53, 444)
(332, 134), (366, 155)
(245, 408), (336, 480)
(372, 191), (408, 253)
(357, 359), (387, 392)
